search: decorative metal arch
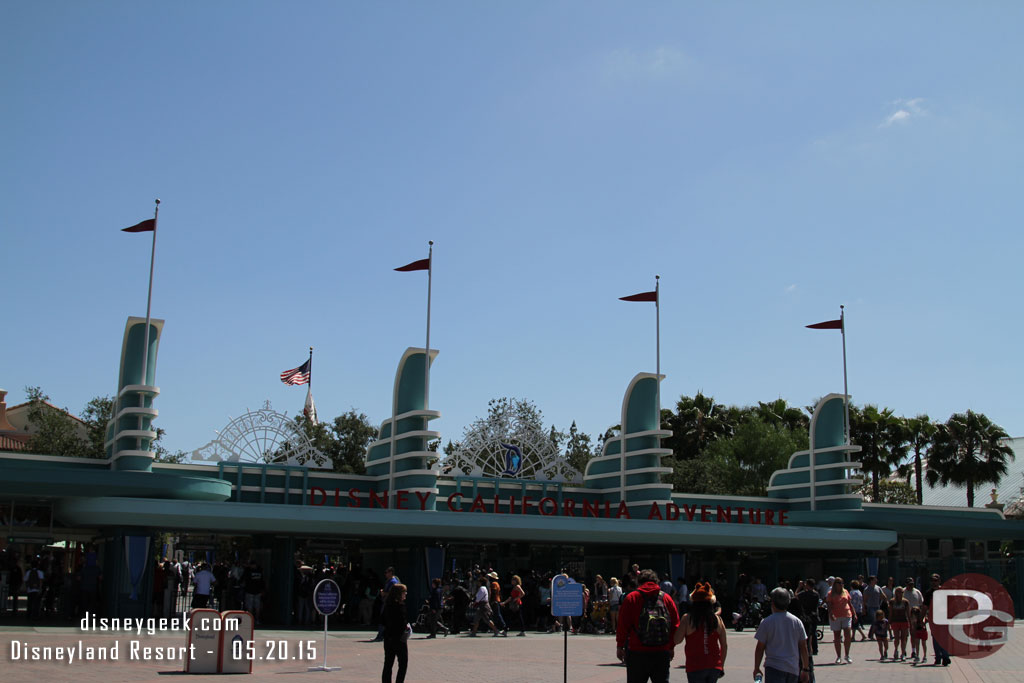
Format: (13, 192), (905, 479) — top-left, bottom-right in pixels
(447, 428), (582, 482)
(191, 400), (328, 468)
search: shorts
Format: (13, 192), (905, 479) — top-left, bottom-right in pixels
(914, 628), (928, 640)
(891, 621), (909, 634)
(830, 617), (852, 631)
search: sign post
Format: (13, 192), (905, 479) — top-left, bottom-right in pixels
(308, 579), (342, 672)
(551, 576), (584, 683)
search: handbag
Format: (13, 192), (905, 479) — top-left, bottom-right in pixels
(402, 623), (412, 641)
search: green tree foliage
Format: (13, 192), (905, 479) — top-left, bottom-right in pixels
(668, 417), (808, 496)
(443, 397), (592, 480)
(462, 398), (551, 447)
(565, 421), (595, 477)
(903, 414), (936, 505)
(152, 427), (189, 463)
(665, 392), (735, 461)
(80, 395), (115, 458)
(23, 386), (111, 459)
(858, 478), (917, 505)
(926, 410), (1015, 507)
(292, 410), (376, 474)
(850, 405), (909, 502)
(753, 398), (810, 433)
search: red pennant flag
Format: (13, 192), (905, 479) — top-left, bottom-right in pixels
(806, 319), (842, 330)
(395, 258), (430, 272)
(620, 291), (657, 302)
(122, 218), (156, 233)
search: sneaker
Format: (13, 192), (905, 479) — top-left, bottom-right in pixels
(844, 656), (852, 664)
(426, 634), (435, 639)
(835, 657), (842, 665)
(517, 631), (526, 637)
(879, 655), (886, 661)
(911, 651), (918, 660)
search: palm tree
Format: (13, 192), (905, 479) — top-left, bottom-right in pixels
(926, 410), (1015, 507)
(850, 405), (909, 502)
(754, 398), (810, 433)
(667, 392), (734, 460)
(905, 414), (936, 505)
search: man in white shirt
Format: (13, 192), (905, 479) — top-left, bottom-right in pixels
(469, 576), (498, 636)
(191, 563), (216, 609)
(754, 588), (810, 683)
(903, 578), (924, 609)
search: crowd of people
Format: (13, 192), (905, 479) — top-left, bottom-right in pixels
(1, 546), (102, 621)
(151, 557), (267, 622)
(363, 566), (957, 683)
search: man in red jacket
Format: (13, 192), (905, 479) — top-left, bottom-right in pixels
(616, 569), (680, 683)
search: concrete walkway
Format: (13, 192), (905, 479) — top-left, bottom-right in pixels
(1, 622), (1021, 682)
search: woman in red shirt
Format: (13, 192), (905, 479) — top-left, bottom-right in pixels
(673, 582), (727, 682)
(826, 577), (855, 664)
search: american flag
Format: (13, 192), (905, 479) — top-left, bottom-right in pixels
(280, 359), (311, 385)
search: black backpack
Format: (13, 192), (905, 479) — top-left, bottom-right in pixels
(636, 591), (671, 647)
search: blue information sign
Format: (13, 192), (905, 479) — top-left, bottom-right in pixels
(551, 575), (584, 617)
(313, 579), (342, 616)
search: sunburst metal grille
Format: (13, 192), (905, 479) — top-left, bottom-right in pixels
(192, 400), (328, 468)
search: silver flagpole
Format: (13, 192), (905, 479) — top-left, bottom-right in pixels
(141, 199), (159, 387)
(655, 275), (661, 419)
(425, 241), (433, 409)
(308, 346), (314, 423)
(841, 305), (850, 445)
(139, 199), (159, 456)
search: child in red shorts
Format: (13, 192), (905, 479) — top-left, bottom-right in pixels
(910, 606), (928, 664)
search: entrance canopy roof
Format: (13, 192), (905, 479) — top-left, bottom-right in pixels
(56, 496), (897, 551)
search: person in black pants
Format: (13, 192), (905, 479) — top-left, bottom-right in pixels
(796, 580), (820, 656)
(381, 583), (409, 683)
(426, 578), (449, 638)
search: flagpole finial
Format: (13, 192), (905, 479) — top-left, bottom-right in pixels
(155, 198), (160, 205)
(429, 240), (434, 246)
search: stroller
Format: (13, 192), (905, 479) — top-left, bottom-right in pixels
(589, 600), (610, 633)
(732, 597), (764, 632)
(412, 600), (435, 634)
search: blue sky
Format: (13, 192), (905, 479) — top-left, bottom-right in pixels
(3, 1), (1022, 458)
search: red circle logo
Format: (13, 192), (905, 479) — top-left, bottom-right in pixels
(930, 573), (1015, 659)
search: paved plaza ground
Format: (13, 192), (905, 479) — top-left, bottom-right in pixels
(2, 621), (1022, 683)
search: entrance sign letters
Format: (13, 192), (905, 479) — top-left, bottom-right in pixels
(308, 487), (789, 525)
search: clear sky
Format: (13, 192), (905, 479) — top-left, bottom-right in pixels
(3, 1), (1021, 458)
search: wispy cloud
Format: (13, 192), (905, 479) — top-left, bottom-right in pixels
(604, 46), (695, 81)
(785, 284), (798, 294)
(881, 98), (927, 127)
